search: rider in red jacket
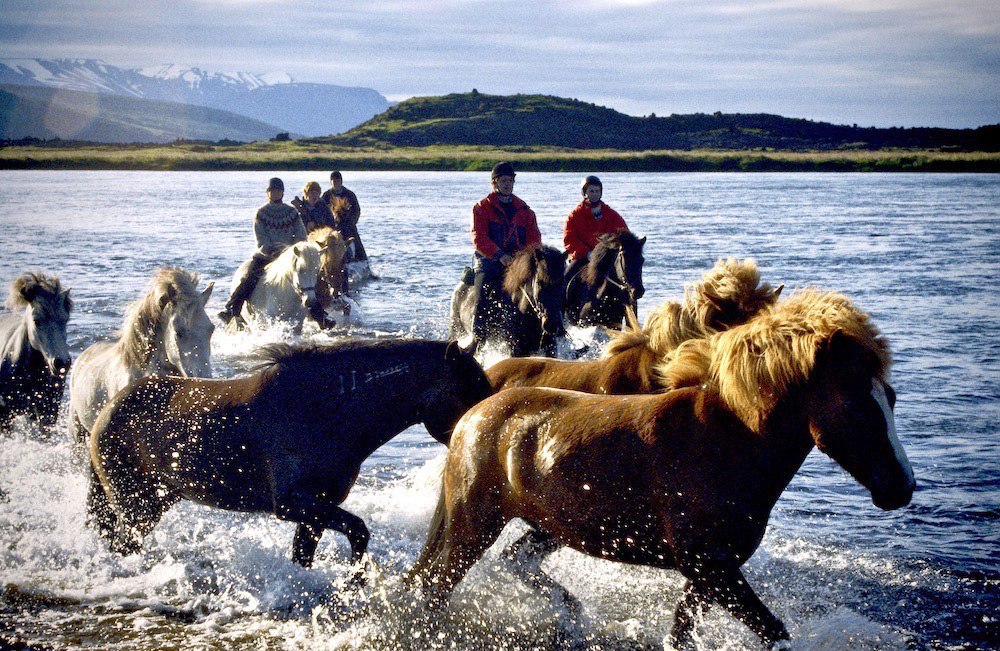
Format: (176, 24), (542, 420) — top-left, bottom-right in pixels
(563, 175), (629, 281)
(469, 161), (541, 341)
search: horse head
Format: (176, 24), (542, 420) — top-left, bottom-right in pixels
(504, 245), (568, 340)
(157, 271), (215, 378)
(706, 289), (915, 511)
(421, 341), (494, 444)
(8, 272), (72, 377)
(614, 231), (646, 306)
(288, 241), (323, 314)
(806, 332), (915, 510)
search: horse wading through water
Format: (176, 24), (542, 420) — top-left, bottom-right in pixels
(228, 241), (323, 333)
(565, 230), (646, 329)
(68, 267), (214, 449)
(450, 245), (567, 357)
(0, 272), (72, 429)
(489, 258), (782, 395)
(410, 289), (915, 649)
(88, 339), (493, 581)
(308, 226), (353, 322)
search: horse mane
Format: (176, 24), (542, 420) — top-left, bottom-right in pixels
(502, 245), (564, 297)
(263, 241), (321, 287)
(662, 289), (892, 430)
(5, 272), (70, 312)
(580, 230), (641, 287)
(117, 267), (203, 368)
(604, 258), (779, 363)
(330, 196), (352, 217)
(250, 338), (440, 372)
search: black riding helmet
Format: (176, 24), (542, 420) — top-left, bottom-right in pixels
(491, 161), (516, 179)
(582, 175), (602, 195)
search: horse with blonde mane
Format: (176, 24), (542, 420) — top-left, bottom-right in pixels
(409, 289), (916, 649)
(488, 258), (782, 393)
(0, 272), (72, 430)
(307, 226), (352, 320)
(68, 267), (214, 449)
(229, 241), (323, 333)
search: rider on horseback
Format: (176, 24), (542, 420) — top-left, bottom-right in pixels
(470, 162), (542, 345)
(218, 177), (309, 328)
(563, 175), (630, 283)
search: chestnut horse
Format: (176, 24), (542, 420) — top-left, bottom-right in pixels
(88, 339), (492, 580)
(488, 257), (782, 394)
(564, 230), (646, 329)
(308, 226), (352, 320)
(409, 289), (915, 648)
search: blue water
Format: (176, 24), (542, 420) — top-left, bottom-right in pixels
(0, 171), (997, 650)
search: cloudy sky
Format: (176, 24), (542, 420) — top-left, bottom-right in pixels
(2, 0), (998, 128)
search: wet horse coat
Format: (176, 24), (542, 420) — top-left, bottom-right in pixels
(450, 245), (567, 358)
(88, 339), (493, 573)
(0, 272), (72, 429)
(230, 240), (323, 333)
(68, 267), (214, 447)
(565, 230), (646, 329)
(411, 290), (915, 648)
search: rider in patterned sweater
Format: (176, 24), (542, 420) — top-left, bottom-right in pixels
(218, 177), (308, 328)
(470, 161), (542, 343)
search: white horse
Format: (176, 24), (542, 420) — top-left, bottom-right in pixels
(230, 241), (322, 333)
(68, 267), (214, 447)
(0, 272), (73, 430)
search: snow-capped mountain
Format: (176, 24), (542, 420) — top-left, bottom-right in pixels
(0, 58), (390, 137)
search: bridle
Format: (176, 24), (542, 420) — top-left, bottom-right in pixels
(596, 246), (639, 314)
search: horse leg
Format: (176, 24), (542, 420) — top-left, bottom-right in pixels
(501, 527), (581, 616)
(276, 499), (370, 581)
(671, 567), (789, 649)
(85, 464), (117, 542)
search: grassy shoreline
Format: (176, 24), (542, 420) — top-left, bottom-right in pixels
(1, 143), (998, 172)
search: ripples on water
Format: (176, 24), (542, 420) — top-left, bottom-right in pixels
(0, 171), (997, 650)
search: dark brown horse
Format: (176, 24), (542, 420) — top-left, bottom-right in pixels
(409, 290), (915, 648)
(565, 230), (646, 329)
(88, 339), (493, 580)
(488, 257), (782, 393)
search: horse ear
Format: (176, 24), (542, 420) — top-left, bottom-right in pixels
(444, 340), (464, 363)
(201, 281), (215, 304)
(19, 283), (37, 303)
(159, 284), (177, 309)
(60, 288), (73, 312)
(346, 237), (355, 245)
(638, 236), (647, 246)
(773, 284), (784, 299)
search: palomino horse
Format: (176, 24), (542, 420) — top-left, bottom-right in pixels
(0, 272), (72, 429)
(450, 245), (567, 357)
(229, 241), (323, 333)
(565, 230), (646, 329)
(68, 267), (214, 448)
(88, 339), (493, 580)
(409, 289), (915, 649)
(488, 257), (782, 394)
(308, 226), (352, 321)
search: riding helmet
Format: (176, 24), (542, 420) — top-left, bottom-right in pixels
(491, 161), (516, 179)
(582, 175), (602, 195)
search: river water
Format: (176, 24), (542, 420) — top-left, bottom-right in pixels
(0, 171), (997, 650)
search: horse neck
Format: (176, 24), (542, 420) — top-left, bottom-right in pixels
(743, 389), (816, 507)
(0, 315), (31, 366)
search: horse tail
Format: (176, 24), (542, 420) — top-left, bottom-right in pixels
(407, 471), (450, 586)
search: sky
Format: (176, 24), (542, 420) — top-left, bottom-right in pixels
(1, 0), (998, 128)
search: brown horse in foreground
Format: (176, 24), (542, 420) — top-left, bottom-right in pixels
(409, 290), (915, 648)
(487, 257), (782, 393)
(88, 339), (493, 579)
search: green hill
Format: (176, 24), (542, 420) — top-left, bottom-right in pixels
(0, 84), (291, 144)
(314, 91), (999, 151)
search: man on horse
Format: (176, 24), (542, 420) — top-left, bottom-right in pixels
(563, 175), (630, 283)
(469, 161), (542, 346)
(218, 177), (311, 328)
(322, 171), (367, 262)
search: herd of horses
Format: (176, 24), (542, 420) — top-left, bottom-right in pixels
(0, 241), (916, 648)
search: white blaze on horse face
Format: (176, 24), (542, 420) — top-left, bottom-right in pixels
(871, 379), (915, 486)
